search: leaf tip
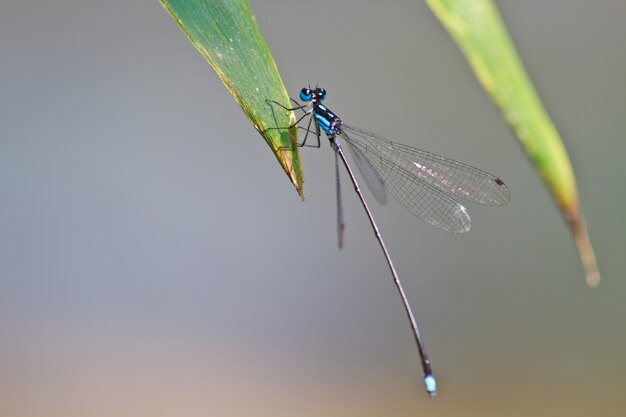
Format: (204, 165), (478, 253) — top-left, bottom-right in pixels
(272, 138), (304, 200)
(567, 206), (600, 288)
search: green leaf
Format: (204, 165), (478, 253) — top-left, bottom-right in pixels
(424, 0), (600, 286)
(159, 0), (303, 197)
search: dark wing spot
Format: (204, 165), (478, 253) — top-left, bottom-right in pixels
(495, 178), (505, 185)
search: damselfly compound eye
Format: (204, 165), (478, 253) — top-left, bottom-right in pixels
(299, 88), (312, 101)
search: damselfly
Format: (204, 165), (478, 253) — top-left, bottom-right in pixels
(268, 86), (510, 397)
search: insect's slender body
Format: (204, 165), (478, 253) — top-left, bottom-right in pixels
(269, 86), (510, 398)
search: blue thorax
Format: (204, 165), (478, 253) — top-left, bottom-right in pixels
(313, 102), (342, 137)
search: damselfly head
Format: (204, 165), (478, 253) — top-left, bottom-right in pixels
(299, 86), (327, 102)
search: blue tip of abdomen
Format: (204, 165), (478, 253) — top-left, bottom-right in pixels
(424, 374), (437, 397)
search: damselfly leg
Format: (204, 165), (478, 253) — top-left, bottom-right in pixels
(264, 99), (320, 148)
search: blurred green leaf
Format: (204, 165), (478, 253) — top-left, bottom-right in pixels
(159, 0), (303, 197)
(425, 0), (600, 286)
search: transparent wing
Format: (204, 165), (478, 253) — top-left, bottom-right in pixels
(334, 149), (345, 249)
(337, 130), (472, 233)
(342, 124), (510, 206)
(343, 138), (387, 204)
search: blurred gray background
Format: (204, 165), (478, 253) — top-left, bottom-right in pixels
(1, 1), (625, 416)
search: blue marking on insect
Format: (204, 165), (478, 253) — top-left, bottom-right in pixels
(299, 88), (312, 101)
(424, 374), (437, 397)
(318, 103), (330, 114)
(315, 114), (332, 133)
